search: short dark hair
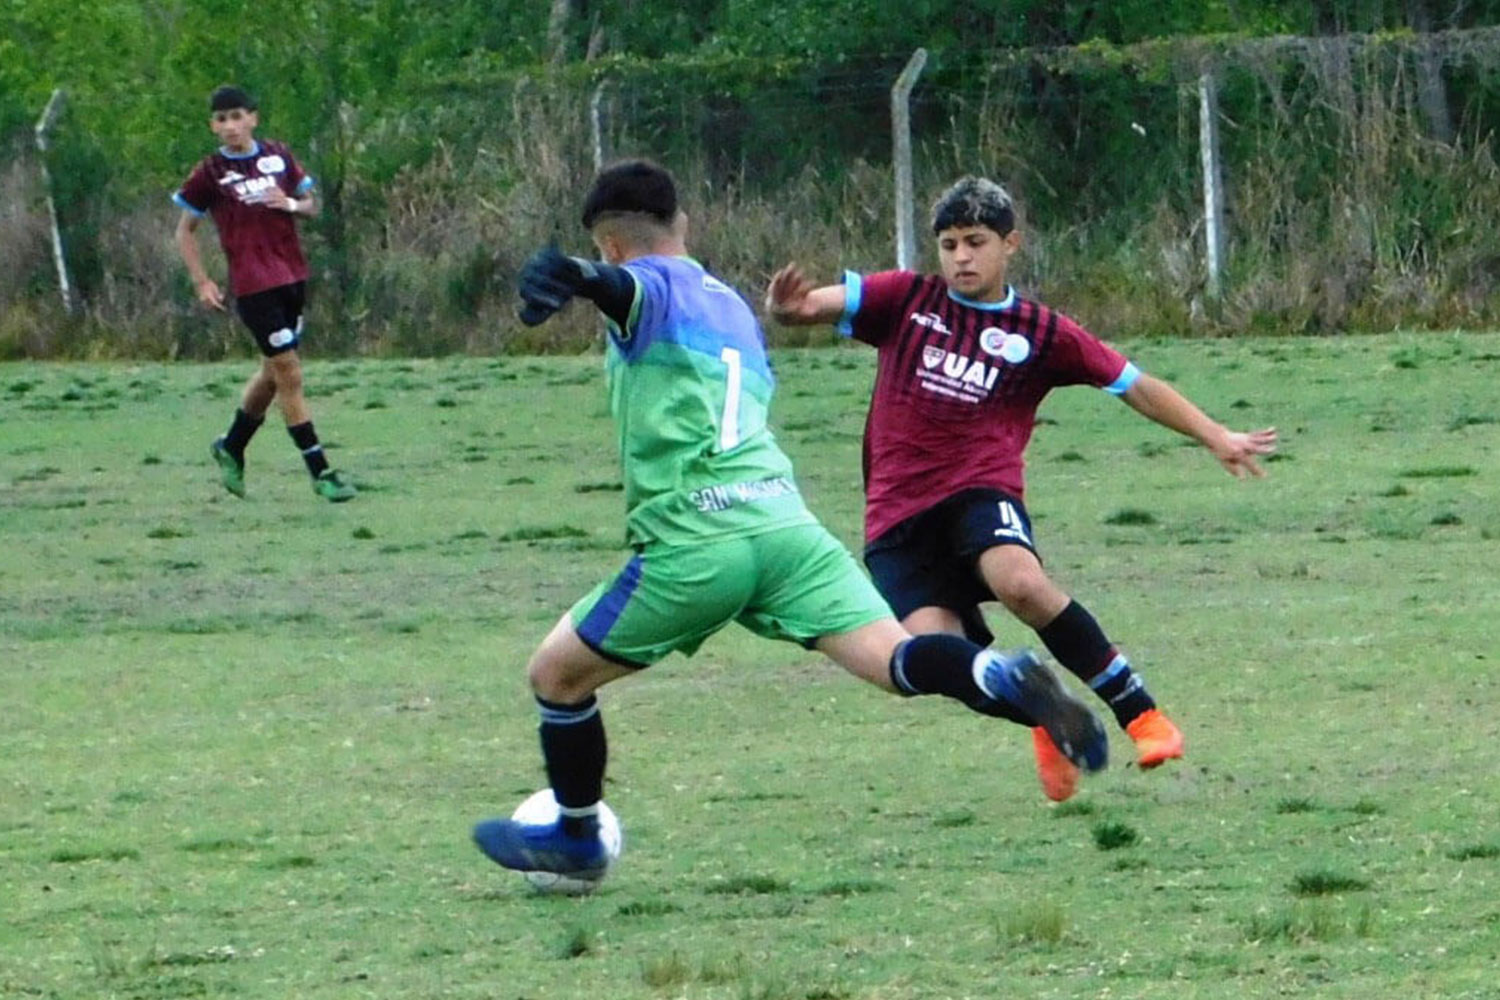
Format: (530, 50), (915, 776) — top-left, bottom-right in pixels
(581, 159), (678, 229)
(210, 85), (256, 113)
(930, 176), (1015, 236)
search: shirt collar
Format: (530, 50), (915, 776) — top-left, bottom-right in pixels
(947, 284), (1016, 311)
(219, 140), (262, 160)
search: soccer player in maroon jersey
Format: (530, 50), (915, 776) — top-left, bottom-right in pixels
(766, 176), (1277, 802)
(173, 85), (355, 503)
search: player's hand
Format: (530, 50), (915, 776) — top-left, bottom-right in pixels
(267, 188), (300, 213)
(1212, 427), (1278, 478)
(517, 245), (583, 326)
(250, 187), (296, 212)
(765, 263), (814, 323)
(195, 278), (226, 312)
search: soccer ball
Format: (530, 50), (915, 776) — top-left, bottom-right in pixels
(511, 789), (623, 896)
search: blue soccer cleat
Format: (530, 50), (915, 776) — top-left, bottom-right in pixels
(979, 648), (1109, 774)
(472, 816), (609, 877)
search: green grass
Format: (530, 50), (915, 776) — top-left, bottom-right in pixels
(3, 333), (1500, 998)
(999, 899), (1069, 945)
(1090, 820), (1140, 851)
(1290, 870), (1372, 896)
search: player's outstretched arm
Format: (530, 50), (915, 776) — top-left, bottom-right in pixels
(1121, 373), (1277, 478)
(765, 263), (846, 326)
(516, 245), (635, 328)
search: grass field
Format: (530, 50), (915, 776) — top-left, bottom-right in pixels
(3, 332), (1499, 1000)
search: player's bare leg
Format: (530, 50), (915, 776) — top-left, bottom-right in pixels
(526, 615), (638, 702)
(901, 605), (967, 637)
(265, 351), (309, 426)
(240, 363), (276, 417)
(813, 617), (908, 692)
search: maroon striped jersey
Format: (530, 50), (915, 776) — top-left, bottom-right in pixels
(173, 139), (313, 297)
(839, 270), (1140, 544)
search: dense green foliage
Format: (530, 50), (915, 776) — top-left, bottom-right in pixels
(3, 2), (1500, 355)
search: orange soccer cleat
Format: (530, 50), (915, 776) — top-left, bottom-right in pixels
(1031, 726), (1081, 802)
(1126, 709), (1185, 769)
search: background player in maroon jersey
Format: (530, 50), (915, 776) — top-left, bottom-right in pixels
(174, 85), (355, 503)
(766, 175), (1276, 802)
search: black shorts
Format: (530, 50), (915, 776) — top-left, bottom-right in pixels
(863, 488), (1040, 647)
(235, 282), (306, 357)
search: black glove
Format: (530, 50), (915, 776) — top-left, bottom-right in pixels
(517, 245), (583, 326)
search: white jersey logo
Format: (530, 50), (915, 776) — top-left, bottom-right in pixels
(911, 311), (951, 335)
(980, 327), (1032, 363)
(233, 175), (280, 204)
(999, 333), (1031, 364)
(256, 154), (286, 175)
(914, 349), (1002, 401)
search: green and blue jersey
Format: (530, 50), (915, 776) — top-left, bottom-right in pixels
(601, 255), (814, 547)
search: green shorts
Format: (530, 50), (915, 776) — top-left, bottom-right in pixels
(569, 523), (893, 667)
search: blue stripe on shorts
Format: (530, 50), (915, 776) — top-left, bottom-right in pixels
(576, 553), (645, 650)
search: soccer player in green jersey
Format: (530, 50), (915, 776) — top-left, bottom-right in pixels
(471, 160), (1110, 882)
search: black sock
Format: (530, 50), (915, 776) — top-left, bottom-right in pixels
(224, 409), (263, 461)
(286, 421), (329, 478)
(888, 633), (1034, 726)
(537, 695), (606, 836)
(1037, 600), (1155, 728)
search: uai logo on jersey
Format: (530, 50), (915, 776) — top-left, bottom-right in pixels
(917, 349), (1003, 392)
(979, 327), (1031, 364)
(233, 175), (280, 204)
(256, 154), (286, 175)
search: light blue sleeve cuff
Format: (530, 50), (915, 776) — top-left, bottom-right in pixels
(296, 176), (315, 193)
(172, 192), (206, 217)
(1103, 361), (1141, 396)
(835, 270), (862, 337)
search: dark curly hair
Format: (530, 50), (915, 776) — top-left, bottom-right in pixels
(930, 176), (1015, 236)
